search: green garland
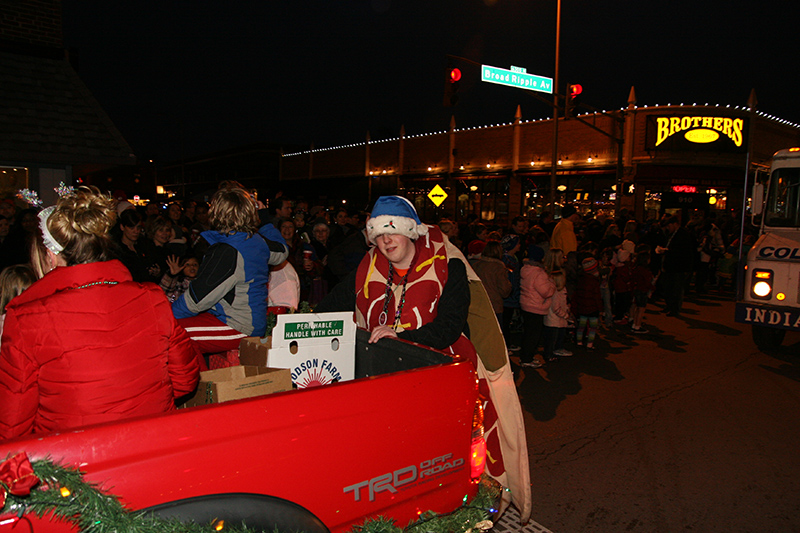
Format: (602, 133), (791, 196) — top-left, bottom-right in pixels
(264, 301), (312, 337)
(2, 457), (499, 533)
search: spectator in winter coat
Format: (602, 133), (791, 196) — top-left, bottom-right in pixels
(307, 220), (337, 302)
(501, 234), (522, 351)
(520, 245), (555, 368)
(656, 216), (696, 316)
(327, 227), (371, 286)
(188, 202), (211, 249)
(0, 186), (199, 439)
(472, 241), (512, 323)
(694, 220), (725, 294)
(467, 239), (487, 265)
(550, 205), (580, 256)
(0, 264), (35, 348)
(599, 248), (614, 328)
(115, 208), (150, 282)
(543, 269), (572, 362)
(573, 257), (603, 349)
(140, 215), (174, 283)
(612, 249), (634, 324)
(268, 259), (301, 314)
(437, 219), (460, 249)
(630, 250), (655, 334)
(159, 253), (200, 303)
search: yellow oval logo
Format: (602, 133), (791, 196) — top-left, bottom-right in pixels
(685, 128), (719, 144)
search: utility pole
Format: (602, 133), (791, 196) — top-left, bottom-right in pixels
(549, 0), (561, 211)
(738, 89), (758, 282)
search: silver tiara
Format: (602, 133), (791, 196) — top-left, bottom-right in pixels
(38, 206), (64, 255)
(24, 183), (76, 255)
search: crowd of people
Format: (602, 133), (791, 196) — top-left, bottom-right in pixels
(456, 204), (747, 368)
(0, 183), (395, 438)
(0, 182), (746, 440)
(5, 185), (750, 524)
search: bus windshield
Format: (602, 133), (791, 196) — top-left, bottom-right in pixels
(765, 167), (800, 228)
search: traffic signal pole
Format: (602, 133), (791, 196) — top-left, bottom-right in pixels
(549, 0), (561, 211)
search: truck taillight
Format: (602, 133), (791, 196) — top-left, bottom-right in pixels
(471, 399), (486, 480)
(751, 269), (773, 300)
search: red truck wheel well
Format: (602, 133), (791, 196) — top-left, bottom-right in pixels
(144, 492), (329, 533)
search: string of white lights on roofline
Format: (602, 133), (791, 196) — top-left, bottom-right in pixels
(282, 104), (800, 158)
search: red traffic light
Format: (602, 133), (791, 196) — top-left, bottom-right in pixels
(449, 68), (462, 83)
(569, 84), (583, 98)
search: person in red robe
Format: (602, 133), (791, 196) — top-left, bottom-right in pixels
(317, 196), (531, 522)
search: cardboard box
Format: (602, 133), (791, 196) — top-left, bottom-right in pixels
(183, 365), (292, 407)
(238, 312), (355, 389)
(238, 336), (272, 367)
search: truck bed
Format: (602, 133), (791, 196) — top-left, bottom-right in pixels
(0, 330), (480, 533)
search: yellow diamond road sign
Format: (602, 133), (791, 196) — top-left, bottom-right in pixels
(428, 185), (447, 207)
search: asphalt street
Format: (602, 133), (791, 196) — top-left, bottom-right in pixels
(509, 289), (800, 532)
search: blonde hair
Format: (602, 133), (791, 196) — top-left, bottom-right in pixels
(0, 264), (36, 313)
(209, 187), (260, 236)
(47, 186), (118, 266)
(550, 268), (566, 291)
(543, 247), (564, 275)
(28, 232), (50, 279)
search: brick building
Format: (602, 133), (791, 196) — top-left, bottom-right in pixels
(281, 92), (800, 224)
(0, 0), (135, 205)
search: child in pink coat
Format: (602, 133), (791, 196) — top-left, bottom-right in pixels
(519, 245), (555, 368)
(543, 269), (572, 362)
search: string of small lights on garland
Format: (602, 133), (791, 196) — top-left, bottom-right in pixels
(1, 454), (499, 533)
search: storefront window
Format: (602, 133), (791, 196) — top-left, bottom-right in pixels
(522, 177), (550, 215)
(522, 174), (616, 216)
(646, 186), (729, 221)
(456, 178), (509, 222)
(644, 191), (662, 219)
(398, 184), (446, 223)
(706, 188), (727, 210)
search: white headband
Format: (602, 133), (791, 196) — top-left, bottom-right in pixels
(38, 206), (64, 254)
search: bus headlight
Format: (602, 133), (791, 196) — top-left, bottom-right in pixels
(751, 269), (773, 300)
(753, 281), (772, 297)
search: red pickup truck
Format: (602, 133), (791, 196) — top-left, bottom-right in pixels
(0, 329), (488, 532)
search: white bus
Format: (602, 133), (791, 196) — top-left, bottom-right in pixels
(736, 147), (800, 349)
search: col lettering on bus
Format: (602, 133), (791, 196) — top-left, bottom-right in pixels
(757, 246), (800, 260)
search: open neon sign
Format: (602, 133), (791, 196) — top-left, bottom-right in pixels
(672, 185), (697, 193)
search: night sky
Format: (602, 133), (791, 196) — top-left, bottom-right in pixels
(61, 1), (799, 163)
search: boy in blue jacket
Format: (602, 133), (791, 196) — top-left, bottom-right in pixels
(173, 186), (287, 356)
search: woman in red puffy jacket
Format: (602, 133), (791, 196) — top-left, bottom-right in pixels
(0, 186), (199, 440)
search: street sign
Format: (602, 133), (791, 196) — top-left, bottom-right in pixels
(481, 64), (552, 94)
(428, 184), (447, 207)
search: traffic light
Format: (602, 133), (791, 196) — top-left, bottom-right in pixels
(565, 83), (582, 118)
(443, 67), (461, 107)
